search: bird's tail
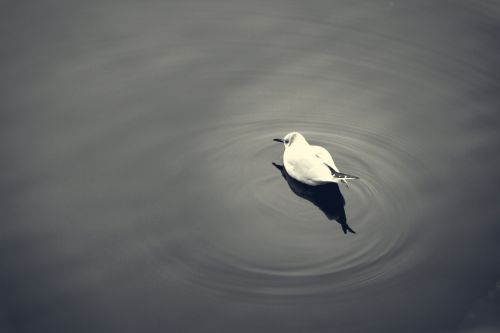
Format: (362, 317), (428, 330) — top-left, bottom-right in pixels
(323, 163), (359, 182)
(332, 171), (359, 180)
(341, 223), (356, 234)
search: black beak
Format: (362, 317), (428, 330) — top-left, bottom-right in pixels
(273, 138), (284, 143)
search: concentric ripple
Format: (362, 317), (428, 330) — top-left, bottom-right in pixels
(153, 117), (430, 297)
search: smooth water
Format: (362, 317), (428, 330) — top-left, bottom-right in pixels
(1, 1), (500, 332)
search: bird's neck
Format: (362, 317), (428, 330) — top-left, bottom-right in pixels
(288, 139), (309, 149)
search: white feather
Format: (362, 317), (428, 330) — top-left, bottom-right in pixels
(277, 132), (357, 186)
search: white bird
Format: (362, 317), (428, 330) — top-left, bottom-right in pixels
(273, 132), (359, 186)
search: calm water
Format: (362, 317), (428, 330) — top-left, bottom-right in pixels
(1, 1), (500, 332)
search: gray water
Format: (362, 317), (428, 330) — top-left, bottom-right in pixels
(1, 1), (500, 332)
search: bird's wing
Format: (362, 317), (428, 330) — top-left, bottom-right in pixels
(323, 163), (360, 180)
(311, 146), (359, 184)
(285, 149), (335, 183)
(310, 145), (339, 172)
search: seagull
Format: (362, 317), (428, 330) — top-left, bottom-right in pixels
(273, 132), (359, 186)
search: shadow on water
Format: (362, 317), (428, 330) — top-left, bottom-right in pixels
(272, 162), (355, 234)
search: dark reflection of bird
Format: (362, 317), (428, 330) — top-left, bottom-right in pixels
(272, 162), (356, 234)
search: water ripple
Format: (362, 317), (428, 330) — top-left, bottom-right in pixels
(153, 118), (429, 297)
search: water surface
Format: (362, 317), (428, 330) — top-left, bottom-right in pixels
(1, 1), (500, 332)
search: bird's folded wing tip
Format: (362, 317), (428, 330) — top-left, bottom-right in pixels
(333, 172), (360, 180)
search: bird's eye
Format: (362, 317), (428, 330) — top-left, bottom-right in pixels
(284, 139), (289, 144)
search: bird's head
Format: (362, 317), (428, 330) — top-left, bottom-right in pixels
(273, 132), (307, 148)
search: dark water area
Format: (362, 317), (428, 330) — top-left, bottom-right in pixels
(1, 1), (500, 332)
(272, 162), (353, 234)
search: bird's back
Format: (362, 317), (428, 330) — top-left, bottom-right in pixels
(283, 145), (335, 185)
(310, 145), (339, 172)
